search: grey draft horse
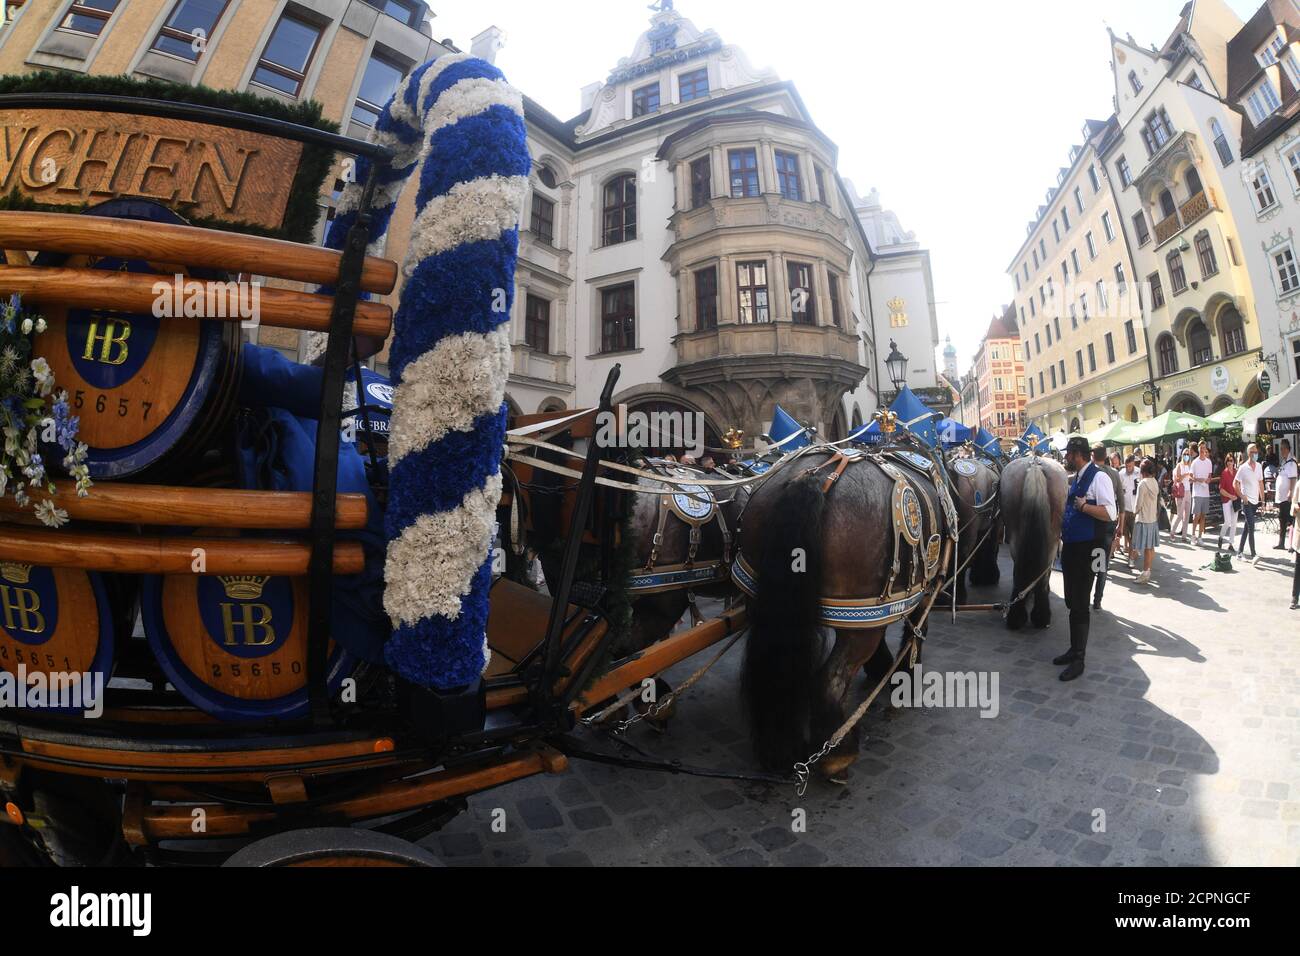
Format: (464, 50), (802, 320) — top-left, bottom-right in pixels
(998, 455), (1068, 630)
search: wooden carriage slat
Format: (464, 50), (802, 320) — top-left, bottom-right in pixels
(16, 734), (398, 775)
(0, 266), (392, 338)
(130, 747), (566, 841)
(0, 527), (364, 574)
(0, 480), (368, 530)
(0, 211), (399, 295)
(572, 607), (747, 715)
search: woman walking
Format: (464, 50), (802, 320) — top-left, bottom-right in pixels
(1235, 443), (1263, 564)
(1172, 450), (1194, 539)
(1218, 452), (1239, 551)
(1133, 458), (1161, 584)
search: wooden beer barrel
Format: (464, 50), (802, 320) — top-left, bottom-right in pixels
(0, 560), (117, 713)
(141, 567), (353, 722)
(30, 199), (241, 480)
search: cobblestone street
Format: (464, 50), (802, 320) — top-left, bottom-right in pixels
(429, 536), (1300, 866)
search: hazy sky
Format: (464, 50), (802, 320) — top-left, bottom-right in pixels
(427, 0), (1263, 375)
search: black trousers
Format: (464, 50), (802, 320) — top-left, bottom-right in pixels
(1061, 540), (1098, 658)
(1092, 526), (1114, 603)
(1279, 500), (1293, 549)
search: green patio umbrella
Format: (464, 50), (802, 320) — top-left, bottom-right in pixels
(1087, 418), (1142, 445)
(1124, 410), (1223, 444)
(1207, 404), (1246, 425)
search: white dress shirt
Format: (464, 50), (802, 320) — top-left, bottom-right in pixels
(1079, 467), (1118, 522)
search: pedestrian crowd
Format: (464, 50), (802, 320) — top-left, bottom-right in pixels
(1048, 435), (1297, 683)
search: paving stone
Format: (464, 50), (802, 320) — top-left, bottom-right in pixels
(1006, 818), (1039, 840)
(570, 806), (613, 831)
(517, 796), (564, 830)
(701, 788), (744, 810)
(1073, 841), (1113, 865)
(956, 828), (1012, 859)
(695, 828), (738, 854)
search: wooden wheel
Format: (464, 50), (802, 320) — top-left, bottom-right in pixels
(221, 828), (443, 867)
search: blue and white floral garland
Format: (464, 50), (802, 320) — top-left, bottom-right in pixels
(317, 54), (529, 689)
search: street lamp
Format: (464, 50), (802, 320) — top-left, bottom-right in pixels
(885, 339), (909, 392)
(1109, 405), (1118, 423)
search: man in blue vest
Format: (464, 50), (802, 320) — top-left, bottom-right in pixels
(1056, 437), (1118, 681)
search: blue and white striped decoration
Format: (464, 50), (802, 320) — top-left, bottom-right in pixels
(319, 54), (529, 689)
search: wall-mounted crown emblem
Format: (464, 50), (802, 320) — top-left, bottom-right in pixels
(887, 297), (908, 328)
(0, 561), (31, 585)
(217, 575), (270, 601)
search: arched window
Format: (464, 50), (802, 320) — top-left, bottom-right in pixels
(1185, 167), (1203, 197)
(1210, 118), (1234, 166)
(1219, 306), (1246, 356)
(1157, 333), (1179, 376)
(537, 164), (558, 189)
(1158, 189), (1177, 220)
(1070, 417), (1081, 433)
(1187, 317), (1213, 366)
(602, 174), (637, 246)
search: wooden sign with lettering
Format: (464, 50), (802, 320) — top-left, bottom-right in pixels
(0, 109), (305, 230)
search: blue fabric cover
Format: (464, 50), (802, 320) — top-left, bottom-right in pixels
(237, 344), (389, 663)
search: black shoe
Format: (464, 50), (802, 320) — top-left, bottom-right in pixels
(1291, 602), (1299, 610)
(1052, 650), (1079, 666)
(1059, 659), (1086, 682)
(1092, 599), (1102, 610)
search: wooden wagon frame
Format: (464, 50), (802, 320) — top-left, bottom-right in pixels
(0, 93), (749, 866)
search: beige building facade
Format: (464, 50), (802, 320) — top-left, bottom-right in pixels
(1101, 2), (1268, 419)
(1008, 119), (1149, 439)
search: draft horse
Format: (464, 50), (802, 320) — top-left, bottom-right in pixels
(735, 446), (955, 779)
(504, 440), (750, 660)
(946, 455), (1002, 604)
(997, 455), (1068, 630)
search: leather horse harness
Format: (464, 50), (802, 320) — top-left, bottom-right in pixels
(731, 445), (959, 630)
(626, 463), (738, 622)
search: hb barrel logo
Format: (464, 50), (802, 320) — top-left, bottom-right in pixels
(68, 259), (160, 388)
(197, 575), (292, 657)
(0, 561), (57, 645)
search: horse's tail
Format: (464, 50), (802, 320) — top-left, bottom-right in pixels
(742, 470), (826, 771)
(1019, 460), (1050, 574)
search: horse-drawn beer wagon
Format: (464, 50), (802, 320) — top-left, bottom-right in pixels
(0, 60), (773, 867)
(0, 57), (1028, 868)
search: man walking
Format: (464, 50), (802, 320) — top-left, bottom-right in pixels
(1118, 454), (1140, 563)
(1057, 437), (1118, 681)
(1235, 443), (1263, 564)
(1092, 445), (1121, 609)
(1274, 439), (1296, 553)
(1190, 440), (1214, 546)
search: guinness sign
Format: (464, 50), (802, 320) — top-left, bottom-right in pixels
(0, 108), (305, 230)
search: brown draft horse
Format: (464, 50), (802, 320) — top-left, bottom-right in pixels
(997, 455), (1068, 630)
(736, 448), (952, 780)
(504, 449), (749, 660)
(947, 455), (1002, 605)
